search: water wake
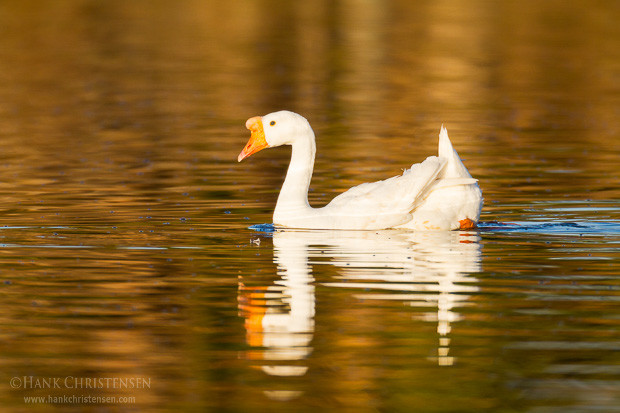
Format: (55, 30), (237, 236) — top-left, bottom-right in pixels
(250, 221), (620, 236)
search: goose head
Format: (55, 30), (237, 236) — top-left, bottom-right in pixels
(238, 111), (312, 162)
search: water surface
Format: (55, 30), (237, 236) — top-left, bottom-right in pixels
(0, 1), (618, 412)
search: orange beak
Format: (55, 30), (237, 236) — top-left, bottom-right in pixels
(238, 116), (268, 162)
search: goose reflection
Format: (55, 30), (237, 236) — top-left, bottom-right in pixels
(238, 229), (482, 385)
(239, 231), (315, 378)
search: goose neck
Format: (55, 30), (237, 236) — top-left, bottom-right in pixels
(275, 134), (316, 213)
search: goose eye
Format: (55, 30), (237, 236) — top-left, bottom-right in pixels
(270, 121), (276, 126)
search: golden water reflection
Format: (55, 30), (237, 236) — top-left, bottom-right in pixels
(239, 229), (481, 397)
(0, 0), (617, 411)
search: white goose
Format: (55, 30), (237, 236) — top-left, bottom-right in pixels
(238, 111), (482, 230)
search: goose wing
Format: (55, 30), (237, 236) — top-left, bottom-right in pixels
(320, 156), (446, 229)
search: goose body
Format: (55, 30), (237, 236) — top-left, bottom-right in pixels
(238, 111), (482, 230)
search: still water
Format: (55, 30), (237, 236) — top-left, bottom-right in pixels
(0, 0), (618, 411)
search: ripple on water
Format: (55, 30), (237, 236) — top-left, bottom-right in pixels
(478, 220), (620, 236)
(250, 220), (620, 237)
